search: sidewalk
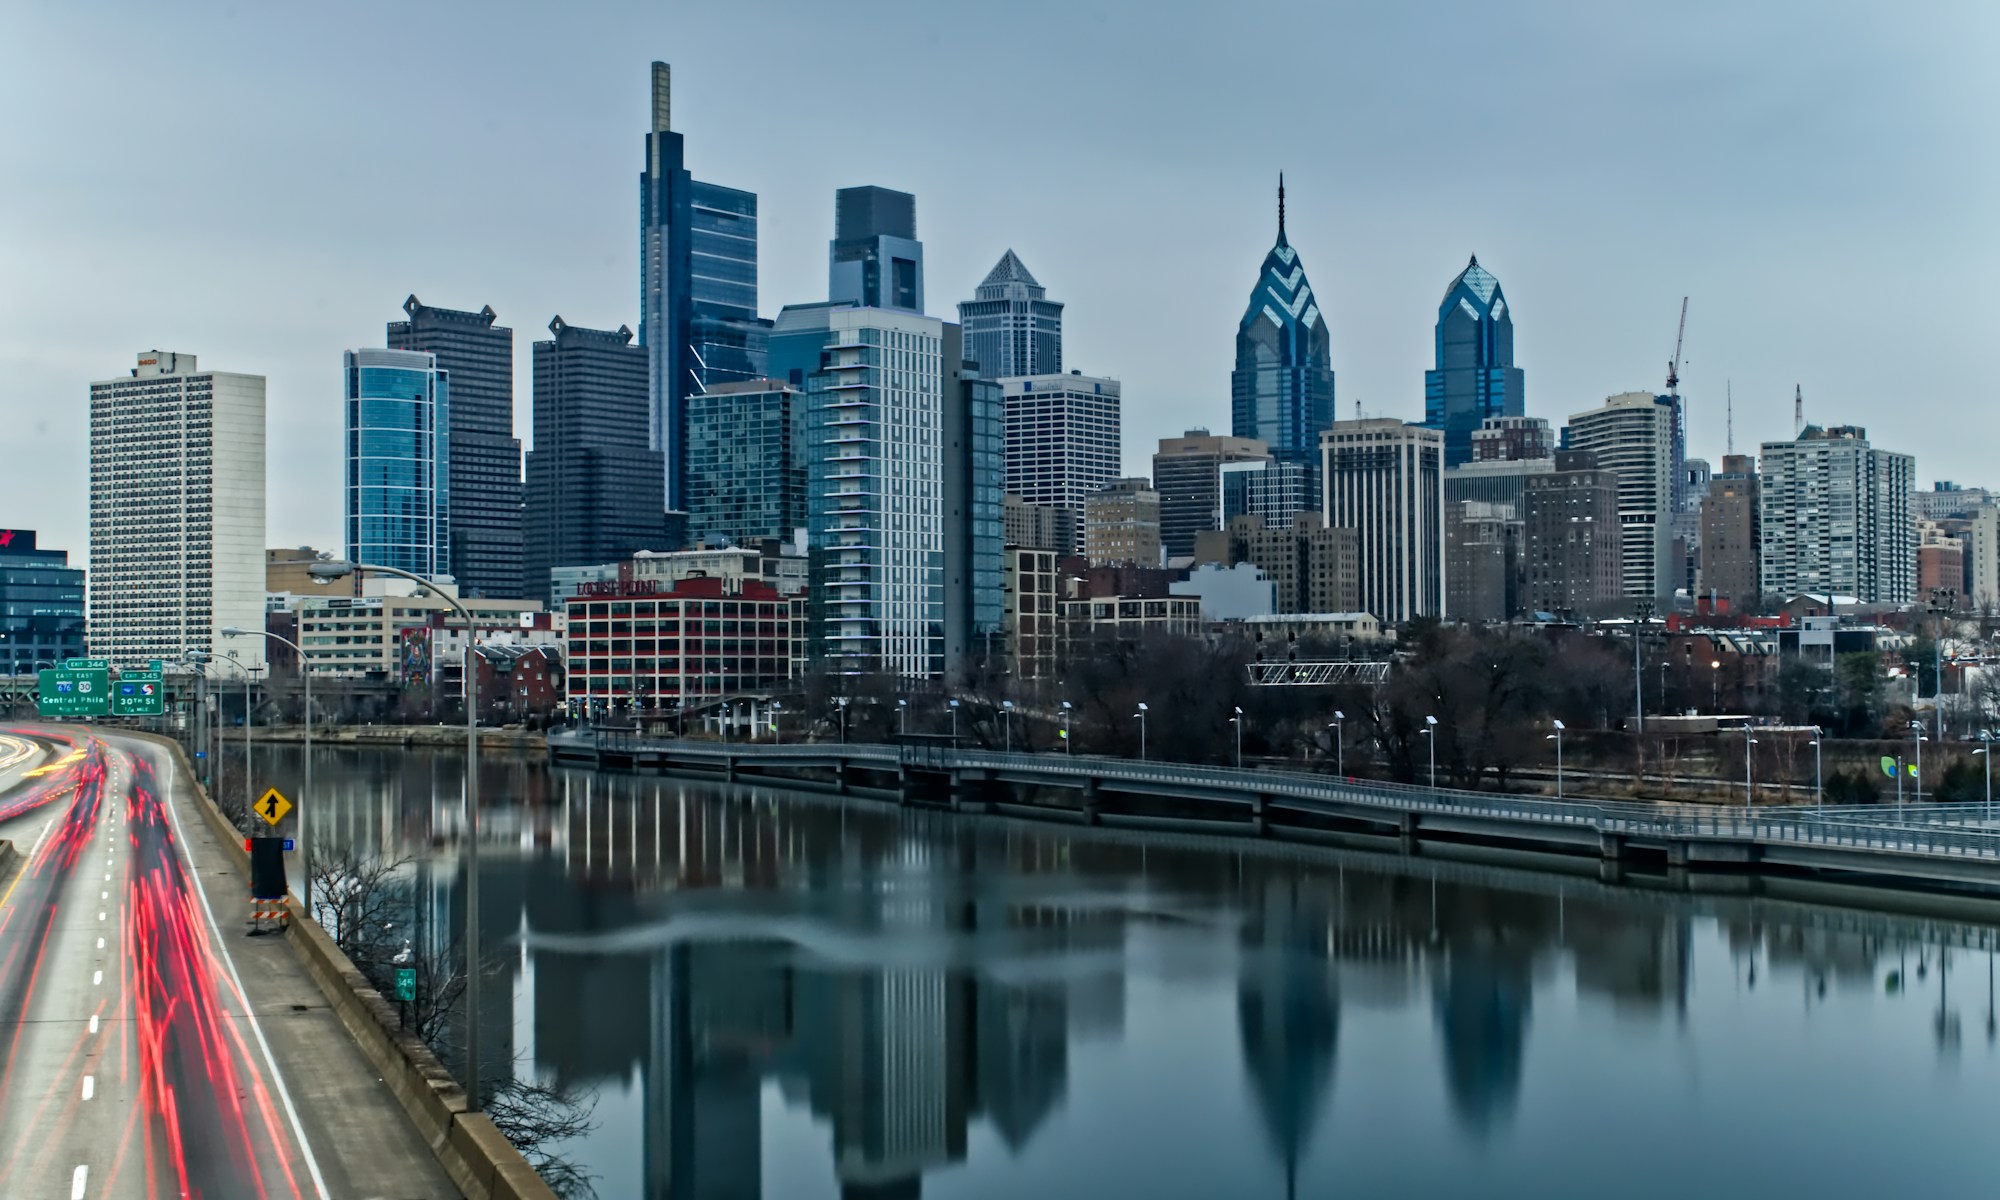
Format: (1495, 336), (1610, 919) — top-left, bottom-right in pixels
(120, 731), (462, 1199)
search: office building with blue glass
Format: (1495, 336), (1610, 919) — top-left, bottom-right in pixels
(640, 61), (766, 514)
(1424, 256), (1525, 468)
(1232, 179), (1334, 485)
(0, 529), (86, 673)
(960, 249), (1061, 378)
(685, 379), (805, 545)
(343, 348), (449, 580)
(829, 186), (923, 313)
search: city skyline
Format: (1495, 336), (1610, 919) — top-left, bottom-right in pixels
(3, 3), (1993, 553)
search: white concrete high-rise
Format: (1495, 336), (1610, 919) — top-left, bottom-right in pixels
(89, 351), (266, 670)
(1320, 419), (1445, 624)
(1758, 425), (1915, 605)
(1563, 392), (1676, 604)
(999, 373), (1120, 516)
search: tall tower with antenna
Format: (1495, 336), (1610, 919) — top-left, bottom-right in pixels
(1794, 385), (1804, 436)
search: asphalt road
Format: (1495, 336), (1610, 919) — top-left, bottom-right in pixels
(0, 727), (457, 1199)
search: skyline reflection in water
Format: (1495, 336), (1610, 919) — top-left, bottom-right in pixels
(251, 745), (2000, 1200)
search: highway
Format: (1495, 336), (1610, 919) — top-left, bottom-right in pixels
(0, 728), (332, 1199)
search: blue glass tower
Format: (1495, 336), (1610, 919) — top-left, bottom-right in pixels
(344, 348), (449, 579)
(1232, 177), (1334, 481)
(1424, 255), (1525, 468)
(640, 61), (764, 513)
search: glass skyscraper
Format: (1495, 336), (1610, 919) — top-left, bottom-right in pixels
(344, 348), (450, 580)
(387, 296), (522, 597)
(959, 250), (1062, 378)
(828, 187), (923, 313)
(1423, 255), (1525, 468)
(685, 380), (805, 545)
(641, 61), (764, 513)
(1231, 179), (1334, 481)
(0, 529), (85, 673)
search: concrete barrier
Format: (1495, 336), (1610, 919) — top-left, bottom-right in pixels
(129, 731), (558, 1200)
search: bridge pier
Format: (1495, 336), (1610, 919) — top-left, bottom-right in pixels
(724, 754), (737, 783)
(834, 760), (849, 795)
(1080, 778), (1101, 826)
(1600, 833), (1626, 861)
(1397, 811), (1419, 855)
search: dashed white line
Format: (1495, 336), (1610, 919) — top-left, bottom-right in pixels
(95, 937), (103, 949)
(96, 912), (104, 922)
(99, 891), (107, 900)
(88, 1014), (99, 1034)
(92, 970), (102, 986)
(70, 1164), (87, 1199)
(81, 1075), (94, 1100)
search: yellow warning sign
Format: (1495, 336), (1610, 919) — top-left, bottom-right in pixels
(255, 787), (292, 827)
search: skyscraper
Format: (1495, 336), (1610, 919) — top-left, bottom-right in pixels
(386, 296), (522, 597)
(1758, 425), (1914, 605)
(960, 250), (1062, 377)
(343, 347), (449, 580)
(1563, 392), (1677, 604)
(1521, 449), (1622, 617)
(1698, 454), (1759, 610)
(1232, 178), (1334, 480)
(1320, 419), (1444, 624)
(1082, 478), (1162, 568)
(1423, 256), (1525, 468)
(1153, 429), (1271, 559)
(89, 351), (266, 669)
(684, 380), (805, 546)
(523, 319), (663, 605)
(828, 186), (923, 312)
(0, 530), (86, 674)
(1000, 373), (1120, 516)
(640, 61), (763, 513)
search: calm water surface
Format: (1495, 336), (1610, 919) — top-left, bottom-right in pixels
(249, 745), (2000, 1199)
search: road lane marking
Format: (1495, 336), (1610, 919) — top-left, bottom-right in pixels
(95, 938), (103, 949)
(70, 1165), (86, 1199)
(81, 1076), (93, 1100)
(99, 891), (106, 900)
(97, 912), (104, 921)
(88, 1014), (98, 1033)
(92, 970), (101, 986)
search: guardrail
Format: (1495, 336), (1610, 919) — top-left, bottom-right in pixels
(552, 732), (2000, 865)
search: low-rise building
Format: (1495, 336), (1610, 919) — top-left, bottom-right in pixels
(563, 576), (803, 717)
(1004, 547), (1060, 679)
(1059, 594), (1201, 659)
(1082, 478), (1162, 567)
(294, 589), (544, 676)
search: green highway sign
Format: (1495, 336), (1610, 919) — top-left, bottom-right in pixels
(65, 658), (109, 671)
(395, 968), (417, 1003)
(112, 678), (165, 717)
(120, 670), (163, 682)
(39, 667), (110, 718)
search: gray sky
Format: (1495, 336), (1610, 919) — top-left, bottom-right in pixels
(3, 0), (1994, 552)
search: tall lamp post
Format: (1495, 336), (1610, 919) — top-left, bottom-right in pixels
(770, 700), (783, 744)
(1001, 700), (1015, 752)
(1744, 729), (1758, 810)
(836, 696), (850, 744)
(223, 627), (311, 915)
(949, 698), (961, 744)
(897, 698), (908, 738)
(1912, 720), (1926, 805)
(1330, 710), (1345, 777)
(1230, 706), (1244, 768)
(221, 651), (261, 826)
(1546, 719), (1566, 799)
(1808, 727), (1823, 811)
(180, 651), (213, 790)
(1710, 660), (1721, 712)
(308, 558), (486, 1112)
(1422, 715), (1438, 788)
(1135, 702), (1148, 761)
(1976, 732), (1993, 822)
(1061, 700), (1074, 755)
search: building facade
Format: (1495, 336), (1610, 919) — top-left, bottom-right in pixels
(293, 590), (542, 676)
(1563, 392), (1677, 604)
(1000, 373), (1119, 514)
(1758, 426), (1915, 606)
(386, 296), (523, 596)
(1424, 256), (1525, 468)
(1003, 547), (1059, 679)
(1082, 478), (1162, 567)
(1193, 513), (1358, 615)
(1520, 449), (1623, 617)
(1154, 429), (1271, 559)
(1220, 459), (1315, 530)
(89, 352), (266, 670)
(1698, 454), (1759, 610)
(1918, 520), (1964, 599)
(641, 61), (764, 512)
(1320, 420), (1444, 625)
(1001, 495), (1078, 555)
(1232, 181), (1334, 481)
(1445, 501), (1520, 622)
(960, 250), (1062, 378)
(685, 379), (805, 545)
(829, 186), (923, 313)
(343, 348), (449, 581)
(0, 529), (86, 674)
(524, 318), (663, 605)
(564, 576), (802, 715)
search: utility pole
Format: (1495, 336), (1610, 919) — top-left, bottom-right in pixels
(1632, 601), (1654, 734)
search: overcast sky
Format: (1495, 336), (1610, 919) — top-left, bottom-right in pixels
(3, 0), (1994, 552)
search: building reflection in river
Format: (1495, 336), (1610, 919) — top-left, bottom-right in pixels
(240, 746), (2000, 1199)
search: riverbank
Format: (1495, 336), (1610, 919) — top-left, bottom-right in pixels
(249, 724), (548, 753)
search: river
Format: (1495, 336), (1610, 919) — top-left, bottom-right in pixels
(237, 743), (2000, 1199)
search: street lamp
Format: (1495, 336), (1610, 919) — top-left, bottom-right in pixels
(223, 627), (311, 915)
(308, 557), (487, 1111)
(1331, 709), (1346, 778)
(949, 698), (961, 744)
(1001, 700), (1015, 752)
(1546, 719), (1566, 799)
(219, 650), (261, 832)
(1061, 700), (1074, 755)
(1135, 702), (1149, 761)
(1976, 732), (1994, 822)
(1710, 659), (1721, 712)
(771, 700), (782, 744)
(836, 696), (850, 745)
(1808, 727), (1823, 811)
(1744, 729), (1758, 810)
(1422, 715), (1438, 789)
(1231, 706), (1244, 768)
(180, 650), (214, 790)
(1912, 720), (1926, 806)
(897, 698), (908, 738)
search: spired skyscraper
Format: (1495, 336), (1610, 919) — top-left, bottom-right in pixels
(640, 61), (764, 514)
(1232, 177), (1334, 485)
(1424, 256), (1525, 468)
(959, 250), (1062, 378)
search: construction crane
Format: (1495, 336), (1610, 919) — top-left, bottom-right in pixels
(1665, 297), (1688, 397)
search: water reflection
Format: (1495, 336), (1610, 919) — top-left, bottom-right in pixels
(241, 746), (2000, 1199)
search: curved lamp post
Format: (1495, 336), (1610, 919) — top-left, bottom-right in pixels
(223, 627), (310, 916)
(1546, 719), (1566, 799)
(1422, 715), (1439, 789)
(1330, 709), (1346, 777)
(1135, 702), (1148, 761)
(308, 558), (485, 1111)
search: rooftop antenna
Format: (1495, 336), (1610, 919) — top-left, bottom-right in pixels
(1794, 384), (1803, 436)
(1277, 173), (1286, 237)
(1725, 381), (1733, 455)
